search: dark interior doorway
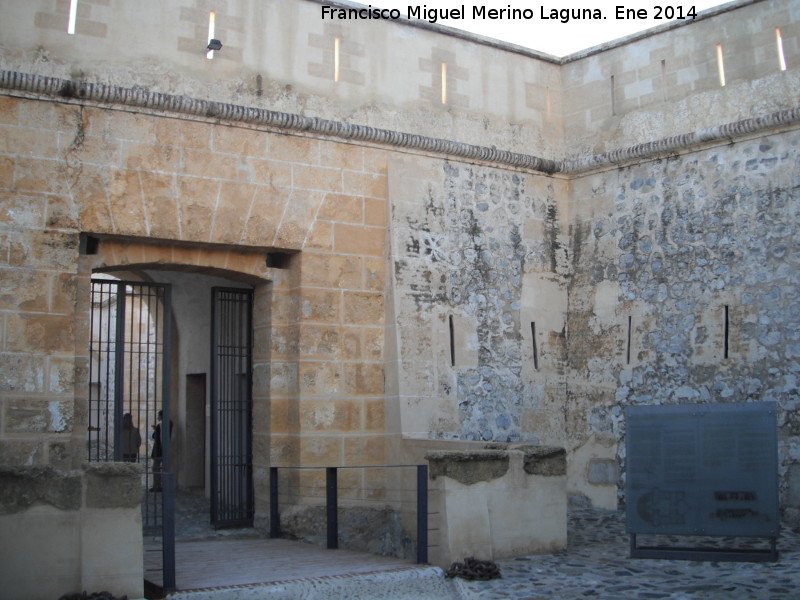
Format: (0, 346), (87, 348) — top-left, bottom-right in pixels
(210, 287), (255, 528)
(184, 374), (206, 490)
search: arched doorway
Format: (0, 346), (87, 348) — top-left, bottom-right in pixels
(87, 272), (176, 588)
(82, 238), (274, 591)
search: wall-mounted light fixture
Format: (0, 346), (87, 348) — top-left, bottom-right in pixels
(207, 11), (220, 59)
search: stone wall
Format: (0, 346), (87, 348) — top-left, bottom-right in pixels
(0, 2), (799, 594)
(1, 1), (798, 161)
(388, 157), (569, 446)
(0, 93), (393, 514)
(562, 0), (800, 157)
(0, 463), (143, 600)
(0, 0), (562, 157)
(568, 129), (800, 515)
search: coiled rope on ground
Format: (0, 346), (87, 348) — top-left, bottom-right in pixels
(445, 557), (502, 580)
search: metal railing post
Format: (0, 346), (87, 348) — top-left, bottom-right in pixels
(326, 467), (338, 549)
(162, 472), (176, 591)
(270, 467), (279, 538)
(417, 464), (428, 564)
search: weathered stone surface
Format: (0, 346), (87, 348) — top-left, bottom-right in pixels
(787, 465), (800, 506)
(519, 446), (567, 477)
(426, 450), (509, 485)
(392, 158), (564, 443)
(587, 458), (618, 485)
(5, 398), (73, 433)
(343, 292), (384, 325)
(272, 504), (414, 559)
(5, 312), (75, 353)
(0, 466), (82, 514)
(568, 131), (800, 517)
(334, 223), (385, 256)
(0, 440), (46, 466)
(0, 354), (46, 392)
(83, 462), (142, 509)
(0, 269), (50, 311)
(48, 441), (73, 470)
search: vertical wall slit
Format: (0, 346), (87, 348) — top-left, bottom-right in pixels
(545, 87), (552, 122)
(776, 28), (787, 71)
(68, 0), (78, 34)
(334, 37), (341, 82)
(448, 315), (455, 367)
(660, 59), (668, 101)
(724, 305), (730, 359)
(531, 322), (539, 370)
(207, 11), (217, 60)
(610, 75), (616, 116)
(716, 44), (726, 86)
(441, 62), (448, 104)
(626, 316), (632, 364)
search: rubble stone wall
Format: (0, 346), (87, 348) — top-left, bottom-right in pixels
(568, 129), (800, 516)
(388, 156), (569, 447)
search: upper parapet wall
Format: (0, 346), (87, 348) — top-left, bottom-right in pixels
(0, 0), (561, 157)
(0, 0), (797, 163)
(562, 0), (800, 158)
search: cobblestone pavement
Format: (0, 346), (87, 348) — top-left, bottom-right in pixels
(455, 509), (800, 600)
(166, 493), (799, 600)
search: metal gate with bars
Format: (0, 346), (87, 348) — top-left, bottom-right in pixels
(210, 287), (254, 528)
(88, 278), (175, 590)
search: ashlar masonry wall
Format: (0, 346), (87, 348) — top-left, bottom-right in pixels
(562, 0), (800, 157)
(0, 0), (563, 158)
(0, 94), (393, 525)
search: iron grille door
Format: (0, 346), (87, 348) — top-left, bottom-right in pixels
(211, 287), (254, 528)
(88, 279), (175, 590)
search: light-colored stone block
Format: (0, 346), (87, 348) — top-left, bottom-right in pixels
(426, 447), (567, 567)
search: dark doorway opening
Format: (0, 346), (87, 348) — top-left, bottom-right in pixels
(210, 287), (255, 528)
(184, 374), (206, 490)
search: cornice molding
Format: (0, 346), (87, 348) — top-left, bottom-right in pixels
(564, 107), (800, 173)
(0, 70), (560, 174)
(2, 70), (799, 176)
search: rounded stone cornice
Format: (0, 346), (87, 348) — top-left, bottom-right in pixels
(564, 106), (800, 173)
(0, 69), (560, 174)
(2, 70), (799, 175)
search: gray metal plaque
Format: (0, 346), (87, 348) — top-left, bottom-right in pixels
(626, 402), (778, 538)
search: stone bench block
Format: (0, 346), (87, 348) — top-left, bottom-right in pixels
(425, 445), (567, 568)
